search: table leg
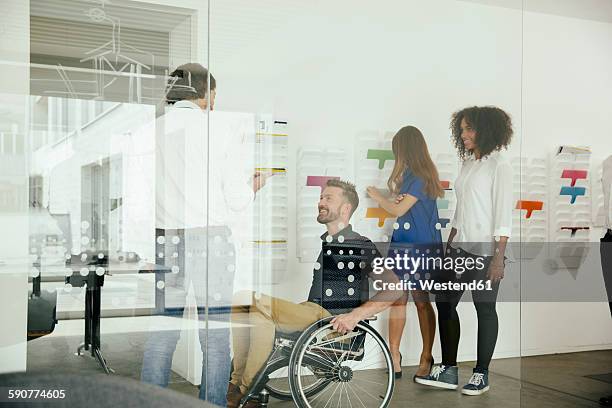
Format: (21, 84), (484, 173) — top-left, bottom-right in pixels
(154, 271), (166, 315)
(94, 347), (114, 374)
(91, 286), (100, 350)
(91, 284), (114, 374)
(32, 273), (41, 297)
(77, 288), (92, 355)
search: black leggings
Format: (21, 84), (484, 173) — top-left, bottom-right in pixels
(435, 248), (500, 371)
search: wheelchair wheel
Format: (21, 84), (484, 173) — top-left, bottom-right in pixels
(265, 356), (332, 401)
(288, 317), (394, 408)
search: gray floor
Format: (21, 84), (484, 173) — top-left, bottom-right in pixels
(26, 330), (612, 407)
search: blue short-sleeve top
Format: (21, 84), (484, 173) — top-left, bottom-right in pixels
(391, 169), (442, 245)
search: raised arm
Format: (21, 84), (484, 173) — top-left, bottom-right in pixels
(366, 186), (417, 217)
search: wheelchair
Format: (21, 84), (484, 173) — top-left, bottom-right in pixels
(238, 315), (394, 408)
(237, 240), (396, 408)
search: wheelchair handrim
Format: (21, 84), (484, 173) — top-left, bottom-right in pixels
(291, 321), (394, 408)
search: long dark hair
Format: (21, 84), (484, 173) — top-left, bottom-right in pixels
(388, 126), (443, 199)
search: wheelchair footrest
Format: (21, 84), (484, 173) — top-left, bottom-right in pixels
(241, 389), (269, 408)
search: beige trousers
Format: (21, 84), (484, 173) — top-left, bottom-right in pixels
(230, 292), (331, 394)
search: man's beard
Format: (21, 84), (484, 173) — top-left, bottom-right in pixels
(317, 207), (339, 224)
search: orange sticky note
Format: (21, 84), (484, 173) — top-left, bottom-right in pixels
(366, 207), (394, 227)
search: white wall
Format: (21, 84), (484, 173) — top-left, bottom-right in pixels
(208, 0), (612, 365)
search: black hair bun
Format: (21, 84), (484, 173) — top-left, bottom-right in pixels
(170, 69), (184, 78)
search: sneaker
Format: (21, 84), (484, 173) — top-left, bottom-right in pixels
(461, 369), (490, 396)
(414, 364), (458, 390)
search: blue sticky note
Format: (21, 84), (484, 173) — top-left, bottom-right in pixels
(559, 186), (586, 204)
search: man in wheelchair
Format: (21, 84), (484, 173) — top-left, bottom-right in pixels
(228, 179), (401, 408)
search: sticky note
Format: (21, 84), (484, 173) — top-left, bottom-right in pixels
(559, 186), (586, 204)
(560, 169), (587, 187)
(366, 207), (394, 227)
(306, 176), (340, 192)
(367, 149), (394, 170)
(516, 200), (544, 219)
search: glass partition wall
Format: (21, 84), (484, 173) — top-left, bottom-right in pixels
(518, 0), (612, 405)
(2, 0), (215, 394)
(1, 0), (611, 407)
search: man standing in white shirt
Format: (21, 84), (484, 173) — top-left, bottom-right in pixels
(141, 63), (268, 407)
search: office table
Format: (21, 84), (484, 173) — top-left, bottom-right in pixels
(65, 261), (171, 374)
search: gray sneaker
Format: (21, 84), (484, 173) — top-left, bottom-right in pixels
(414, 364), (458, 390)
(461, 369), (490, 396)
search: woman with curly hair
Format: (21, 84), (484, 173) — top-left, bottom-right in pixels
(416, 106), (514, 396)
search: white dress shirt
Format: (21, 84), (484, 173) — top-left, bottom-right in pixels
(155, 100), (255, 230)
(450, 151), (514, 257)
(603, 155), (612, 231)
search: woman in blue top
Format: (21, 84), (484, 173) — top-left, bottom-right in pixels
(367, 125), (444, 380)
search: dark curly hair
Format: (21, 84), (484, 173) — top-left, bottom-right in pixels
(450, 106), (513, 159)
